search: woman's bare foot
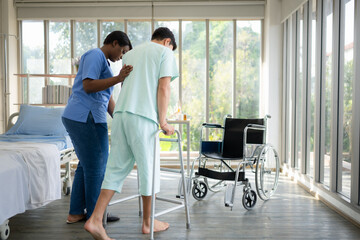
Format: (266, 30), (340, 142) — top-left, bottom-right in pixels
(66, 214), (86, 224)
(142, 219), (169, 234)
(84, 218), (114, 240)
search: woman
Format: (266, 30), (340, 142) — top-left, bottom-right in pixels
(62, 31), (133, 223)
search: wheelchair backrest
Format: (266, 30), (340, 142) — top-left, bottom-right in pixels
(222, 118), (264, 158)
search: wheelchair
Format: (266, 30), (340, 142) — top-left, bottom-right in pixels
(189, 115), (280, 210)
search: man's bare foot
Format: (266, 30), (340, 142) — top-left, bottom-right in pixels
(84, 219), (114, 240)
(142, 219), (169, 234)
(66, 214), (86, 224)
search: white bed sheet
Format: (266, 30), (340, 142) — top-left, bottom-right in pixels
(0, 142), (61, 224)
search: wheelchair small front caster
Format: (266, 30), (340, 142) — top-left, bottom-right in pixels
(0, 220), (10, 240)
(242, 190), (257, 210)
(192, 180), (208, 201)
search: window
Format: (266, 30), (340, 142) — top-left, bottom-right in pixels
(182, 21), (206, 151)
(21, 20), (44, 104)
(209, 20), (233, 140)
(235, 21), (261, 119)
(49, 21), (71, 85)
(286, 17), (294, 165)
(100, 21), (125, 103)
(155, 20), (181, 151)
(155, 21), (180, 119)
(308, 0), (317, 178)
(127, 21), (151, 48)
(296, 8), (304, 170)
(340, 0), (354, 198)
(322, 0), (333, 186)
(20, 19), (262, 153)
(101, 21), (125, 43)
(74, 20), (97, 58)
(282, 0), (360, 210)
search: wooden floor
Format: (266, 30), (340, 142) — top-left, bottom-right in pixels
(7, 170), (360, 240)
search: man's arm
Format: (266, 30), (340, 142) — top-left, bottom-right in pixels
(83, 64), (133, 93)
(107, 95), (115, 118)
(157, 77), (174, 136)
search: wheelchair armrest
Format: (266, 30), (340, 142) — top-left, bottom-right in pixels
(243, 124), (266, 146)
(202, 123), (223, 129)
(246, 124), (266, 131)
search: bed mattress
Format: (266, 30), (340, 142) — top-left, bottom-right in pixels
(0, 134), (73, 151)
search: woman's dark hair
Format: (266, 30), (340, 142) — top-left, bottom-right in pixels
(151, 27), (177, 51)
(103, 31), (132, 50)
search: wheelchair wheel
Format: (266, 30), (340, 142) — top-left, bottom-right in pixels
(62, 179), (71, 195)
(242, 190), (257, 210)
(192, 181), (208, 201)
(255, 144), (280, 201)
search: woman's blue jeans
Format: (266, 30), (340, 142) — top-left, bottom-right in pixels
(62, 113), (108, 219)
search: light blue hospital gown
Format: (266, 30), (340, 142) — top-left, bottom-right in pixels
(102, 42), (178, 196)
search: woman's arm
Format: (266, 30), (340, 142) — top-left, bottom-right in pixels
(108, 95), (116, 118)
(83, 64), (133, 93)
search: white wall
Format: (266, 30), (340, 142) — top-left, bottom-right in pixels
(0, 0), (19, 133)
(281, 0), (307, 22)
(0, 0), (4, 132)
(263, 0), (283, 160)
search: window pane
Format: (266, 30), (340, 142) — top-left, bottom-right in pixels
(182, 21), (206, 151)
(101, 21), (125, 103)
(101, 21), (124, 43)
(235, 21), (261, 118)
(22, 20), (44, 104)
(296, 8), (304, 170)
(154, 21), (180, 151)
(127, 21), (151, 47)
(309, 1), (317, 178)
(209, 21), (233, 140)
(323, 0), (333, 186)
(49, 21), (71, 85)
(340, 0), (354, 198)
(75, 20), (97, 58)
(287, 17), (294, 164)
(155, 21), (180, 119)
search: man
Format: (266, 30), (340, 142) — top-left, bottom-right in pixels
(85, 27), (178, 240)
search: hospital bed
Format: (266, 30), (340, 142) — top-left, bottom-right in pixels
(0, 105), (77, 240)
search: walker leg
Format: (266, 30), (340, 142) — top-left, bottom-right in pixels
(150, 132), (159, 240)
(178, 134), (191, 229)
(103, 207), (108, 228)
(137, 169), (143, 217)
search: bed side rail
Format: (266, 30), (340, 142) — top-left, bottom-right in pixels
(6, 112), (19, 131)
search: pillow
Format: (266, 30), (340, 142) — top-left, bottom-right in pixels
(6, 105), (68, 136)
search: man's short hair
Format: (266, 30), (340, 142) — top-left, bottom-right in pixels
(151, 27), (177, 51)
(103, 31), (133, 50)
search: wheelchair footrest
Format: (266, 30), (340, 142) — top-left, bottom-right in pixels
(197, 167), (245, 181)
(224, 183), (234, 207)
